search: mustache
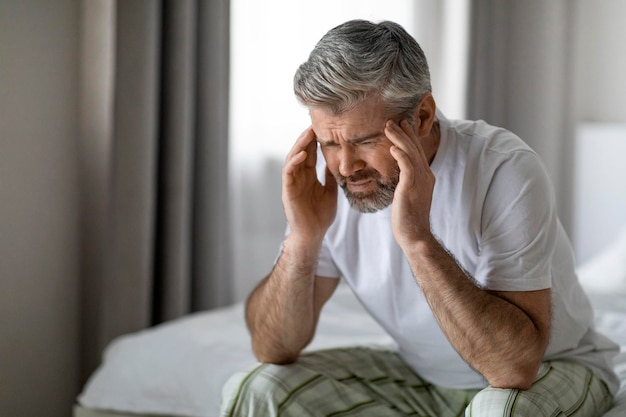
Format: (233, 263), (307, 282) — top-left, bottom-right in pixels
(336, 169), (382, 186)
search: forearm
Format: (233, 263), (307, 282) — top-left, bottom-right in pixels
(246, 235), (322, 363)
(406, 235), (550, 389)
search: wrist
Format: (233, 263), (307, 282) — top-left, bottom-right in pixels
(282, 233), (324, 263)
(402, 233), (442, 265)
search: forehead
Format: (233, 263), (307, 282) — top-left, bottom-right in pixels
(309, 96), (390, 140)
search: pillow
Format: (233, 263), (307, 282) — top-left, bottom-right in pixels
(576, 226), (626, 294)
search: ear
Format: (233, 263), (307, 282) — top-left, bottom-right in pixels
(412, 93), (437, 137)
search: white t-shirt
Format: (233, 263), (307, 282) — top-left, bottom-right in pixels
(313, 112), (619, 393)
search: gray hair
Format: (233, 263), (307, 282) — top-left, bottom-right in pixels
(294, 19), (432, 116)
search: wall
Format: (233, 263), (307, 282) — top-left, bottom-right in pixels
(571, 0), (626, 261)
(574, 0), (626, 123)
(0, 1), (80, 417)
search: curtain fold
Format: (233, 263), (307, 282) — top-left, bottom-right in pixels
(466, 0), (577, 232)
(155, 0), (197, 322)
(105, 0), (161, 351)
(79, 0), (231, 383)
(192, 0), (232, 311)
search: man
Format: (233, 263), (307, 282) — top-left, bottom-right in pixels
(221, 20), (618, 417)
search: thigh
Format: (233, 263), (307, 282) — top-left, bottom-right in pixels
(221, 347), (475, 417)
(466, 360), (613, 417)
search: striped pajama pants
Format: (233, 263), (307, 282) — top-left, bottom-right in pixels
(220, 347), (613, 417)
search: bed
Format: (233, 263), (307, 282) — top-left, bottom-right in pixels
(74, 228), (626, 417)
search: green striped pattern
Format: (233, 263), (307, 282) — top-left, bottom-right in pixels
(468, 361), (613, 417)
(221, 347), (476, 417)
(220, 348), (612, 417)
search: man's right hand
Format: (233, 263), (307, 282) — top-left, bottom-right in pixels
(282, 127), (338, 246)
(246, 128), (339, 363)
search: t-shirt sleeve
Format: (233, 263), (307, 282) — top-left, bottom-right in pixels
(475, 150), (558, 291)
(316, 235), (341, 278)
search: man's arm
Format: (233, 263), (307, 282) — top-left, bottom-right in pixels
(385, 112), (551, 390)
(246, 127), (339, 364)
(246, 254), (339, 363)
(404, 237), (551, 389)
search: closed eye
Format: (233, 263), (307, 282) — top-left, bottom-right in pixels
(354, 137), (384, 146)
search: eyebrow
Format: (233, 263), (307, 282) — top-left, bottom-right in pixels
(316, 130), (384, 146)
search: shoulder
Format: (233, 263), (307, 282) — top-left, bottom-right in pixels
(443, 115), (546, 179)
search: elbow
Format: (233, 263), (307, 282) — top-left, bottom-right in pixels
(251, 337), (301, 365)
(253, 350), (299, 365)
(488, 360), (542, 391)
(489, 374), (535, 391)
(487, 328), (550, 390)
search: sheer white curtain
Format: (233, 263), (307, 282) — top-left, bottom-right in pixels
(229, 0), (470, 301)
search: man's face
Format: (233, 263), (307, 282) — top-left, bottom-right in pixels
(310, 96), (403, 213)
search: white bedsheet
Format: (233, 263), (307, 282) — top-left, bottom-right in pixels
(587, 293), (626, 417)
(77, 285), (626, 417)
(77, 284), (393, 417)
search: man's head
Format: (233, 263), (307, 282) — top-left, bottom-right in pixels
(294, 19), (431, 118)
(294, 20), (436, 213)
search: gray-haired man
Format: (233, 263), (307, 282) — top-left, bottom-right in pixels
(221, 20), (618, 417)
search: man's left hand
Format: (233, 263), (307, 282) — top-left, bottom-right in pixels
(384, 119), (436, 250)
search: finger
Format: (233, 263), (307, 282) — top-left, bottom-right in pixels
(385, 120), (417, 156)
(389, 145), (415, 189)
(385, 121), (416, 186)
(286, 126), (315, 161)
(400, 119), (428, 161)
(385, 120), (415, 153)
(283, 150), (307, 185)
(386, 120), (429, 166)
(304, 134), (318, 168)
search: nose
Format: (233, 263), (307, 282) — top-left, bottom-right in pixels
(338, 146), (364, 177)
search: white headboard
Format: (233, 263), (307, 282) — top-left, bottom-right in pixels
(573, 123), (626, 264)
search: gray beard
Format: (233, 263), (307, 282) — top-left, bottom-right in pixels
(338, 167), (400, 213)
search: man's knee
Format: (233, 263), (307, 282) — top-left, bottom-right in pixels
(221, 362), (326, 416)
(465, 361), (613, 417)
(465, 386), (559, 417)
(220, 363), (310, 416)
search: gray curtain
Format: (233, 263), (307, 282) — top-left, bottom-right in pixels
(466, 0), (576, 232)
(78, 0), (231, 383)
